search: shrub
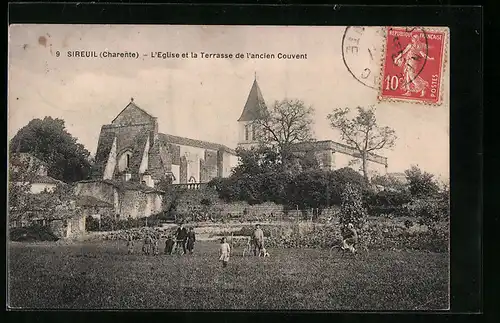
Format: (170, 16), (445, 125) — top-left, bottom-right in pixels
(401, 198), (449, 223)
(339, 183), (367, 233)
(10, 225), (59, 242)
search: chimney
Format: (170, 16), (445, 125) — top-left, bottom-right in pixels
(142, 170), (154, 187)
(123, 169), (132, 182)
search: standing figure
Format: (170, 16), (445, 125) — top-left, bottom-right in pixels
(164, 235), (175, 255)
(143, 234), (152, 255)
(219, 237), (231, 268)
(175, 223), (188, 255)
(152, 235), (160, 256)
(186, 227), (196, 254)
(252, 224), (264, 256)
(393, 33), (435, 97)
(126, 234), (134, 254)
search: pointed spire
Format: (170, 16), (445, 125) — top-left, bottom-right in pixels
(237, 76), (267, 122)
(254, 71), (257, 81)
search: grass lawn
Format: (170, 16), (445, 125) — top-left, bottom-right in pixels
(8, 240), (449, 310)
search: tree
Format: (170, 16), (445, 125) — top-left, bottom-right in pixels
(9, 117), (92, 183)
(327, 106), (397, 182)
(404, 165), (440, 198)
(251, 98), (315, 162)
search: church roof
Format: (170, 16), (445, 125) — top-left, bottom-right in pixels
(237, 79), (267, 122)
(111, 99), (155, 124)
(159, 133), (236, 155)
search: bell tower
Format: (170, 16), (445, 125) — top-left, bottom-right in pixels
(237, 73), (267, 149)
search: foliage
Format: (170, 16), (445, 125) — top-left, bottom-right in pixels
(9, 225), (59, 242)
(338, 183), (368, 232)
(86, 214), (169, 232)
(327, 106), (397, 182)
(156, 176), (173, 192)
(9, 117), (92, 183)
(367, 189), (412, 216)
(404, 165), (440, 198)
(401, 198), (450, 223)
(210, 145), (372, 210)
(250, 98), (315, 160)
(209, 146), (293, 205)
(371, 173), (408, 191)
(8, 153), (44, 215)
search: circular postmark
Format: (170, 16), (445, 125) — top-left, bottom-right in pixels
(342, 26), (385, 90)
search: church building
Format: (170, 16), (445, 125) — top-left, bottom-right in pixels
(75, 98), (239, 219)
(75, 75), (388, 220)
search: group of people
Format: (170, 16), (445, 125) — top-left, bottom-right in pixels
(218, 224), (267, 268)
(126, 222), (359, 268)
(126, 223), (197, 256)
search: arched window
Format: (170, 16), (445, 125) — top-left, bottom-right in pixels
(188, 176), (196, 183)
(118, 150), (133, 172)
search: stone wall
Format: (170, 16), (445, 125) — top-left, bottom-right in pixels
(68, 216), (86, 238)
(75, 181), (116, 206)
(117, 190), (163, 219)
(119, 190), (148, 219)
(166, 186), (285, 218)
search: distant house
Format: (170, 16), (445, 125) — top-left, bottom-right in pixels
(9, 152), (64, 194)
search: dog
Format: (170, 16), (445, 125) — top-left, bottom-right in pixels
(259, 248), (270, 257)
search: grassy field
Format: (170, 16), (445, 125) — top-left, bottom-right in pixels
(8, 241), (449, 310)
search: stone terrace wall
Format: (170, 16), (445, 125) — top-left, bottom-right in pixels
(165, 186), (285, 218)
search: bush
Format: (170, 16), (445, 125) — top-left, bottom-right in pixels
(10, 225), (59, 242)
(339, 183), (367, 233)
(401, 198), (449, 223)
(86, 215), (165, 232)
(263, 219), (449, 253)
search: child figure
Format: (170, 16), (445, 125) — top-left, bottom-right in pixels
(186, 227), (196, 254)
(143, 234), (152, 255)
(165, 235), (175, 255)
(219, 237), (231, 268)
(126, 234), (134, 254)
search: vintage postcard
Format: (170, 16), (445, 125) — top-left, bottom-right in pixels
(8, 24), (450, 310)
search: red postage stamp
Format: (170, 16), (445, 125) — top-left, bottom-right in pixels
(379, 27), (447, 104)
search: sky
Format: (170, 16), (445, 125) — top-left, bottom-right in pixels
(8, 24), (449, 180)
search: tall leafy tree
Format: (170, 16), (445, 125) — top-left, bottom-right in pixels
(404, 165), (440, 198)
(251, 98), (315, 163)
(327, 106), (397, 182)
(9, 117), (92, 183)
